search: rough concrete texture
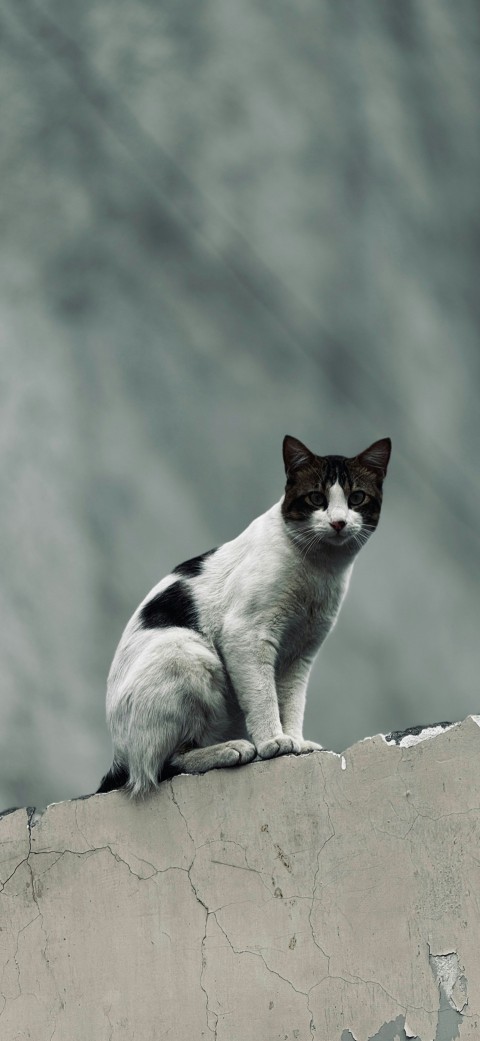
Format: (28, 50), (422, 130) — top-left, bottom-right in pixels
(2, 717), (480, 1041)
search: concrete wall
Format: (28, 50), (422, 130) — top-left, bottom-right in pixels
(2, 717), (480, 1041)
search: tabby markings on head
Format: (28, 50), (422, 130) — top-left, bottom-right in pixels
(281, 436), (390, 535)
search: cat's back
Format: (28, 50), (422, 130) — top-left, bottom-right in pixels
(113, 502), (292, 650)
(193, 501), (296, 612)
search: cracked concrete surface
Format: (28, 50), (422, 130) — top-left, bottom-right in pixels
(1, 718), (480, 1040)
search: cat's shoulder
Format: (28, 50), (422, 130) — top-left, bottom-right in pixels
(174, 502), (286, 572)
(173, 548), (217, 578)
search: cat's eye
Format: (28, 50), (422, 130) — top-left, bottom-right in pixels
(305, 491), (327, 509)
(349, 490), (366, 507)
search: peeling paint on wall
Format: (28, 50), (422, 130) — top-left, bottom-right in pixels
(371, 1018), (409, 1041)
(1, 717), (480, 1040)
(343, 1015), (416, 1040)
(429, 951), (467, 1041)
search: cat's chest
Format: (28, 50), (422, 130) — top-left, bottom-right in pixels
(195, 522), (352, 660)
(281, 582), (341, 645)
(277, 571), (348, 662)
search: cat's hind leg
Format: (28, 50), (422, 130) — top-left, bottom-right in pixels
(108, 629), (254, 794)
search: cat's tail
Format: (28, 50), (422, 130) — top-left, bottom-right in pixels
(96, 759), (180, 794)
(96, 761), (129, 794)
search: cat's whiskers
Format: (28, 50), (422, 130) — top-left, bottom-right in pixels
(290, 518), (378, 561)
(289, 531), (315, 562)
(350, 525), (375, 551)
(288, 526), (323, 562)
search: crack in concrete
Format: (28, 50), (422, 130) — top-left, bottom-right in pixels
(168, 783), (196, 849)
(185, 863), (218, 1038)
(73, 801), (95, 851)
(307, 758), (335, 969)
(177, 791), (326, 1039)
(30, 844), (186, 883)
(0, 909), (41, 1005)
(209, 905), (317, 1038)
(169, 778), (310, 1038)
(27, 816), (65, 1041)
(200, 835), (277, 904)
(0, 855), (30, 894)
(0, 809), (35, 894)
(309, 972), (409, 1016)
(219, 911), (311, 991)
(1, 822), (192, 1034)
(0, 811), (42, 1013)
(168, 787), (219, 1038)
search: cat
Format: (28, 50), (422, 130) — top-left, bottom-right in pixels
(97, 434), (391, 796)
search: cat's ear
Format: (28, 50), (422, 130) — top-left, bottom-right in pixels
(282, 435), (315, 475)
(355, 438), (391, 478)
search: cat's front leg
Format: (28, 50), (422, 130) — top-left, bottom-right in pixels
(221, 629), (302, 759)
(276, 656), (323, 755)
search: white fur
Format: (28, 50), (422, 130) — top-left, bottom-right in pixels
(106, 498), (366, 794)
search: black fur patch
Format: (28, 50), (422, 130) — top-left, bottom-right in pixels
(322, 455), (350, 487)
(160, 761), (182, 781)
(96, 763), (129, 793)
(174, 548), (216, 578)
(139, 581), (200, 631)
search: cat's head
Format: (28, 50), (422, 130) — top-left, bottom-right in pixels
(281, 435), (391, 558)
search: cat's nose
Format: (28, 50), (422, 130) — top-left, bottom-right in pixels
(330, 520), (346, 532)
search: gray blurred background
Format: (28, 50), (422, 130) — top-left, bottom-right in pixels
(1, 0), (479, 810)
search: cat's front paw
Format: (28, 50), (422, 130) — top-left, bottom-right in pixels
(224, 739), (257, 764)
(296, 740), (323, 755)
(256, 735), (301, 759)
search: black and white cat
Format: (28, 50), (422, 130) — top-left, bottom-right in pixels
(97, 435), (391, 796)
